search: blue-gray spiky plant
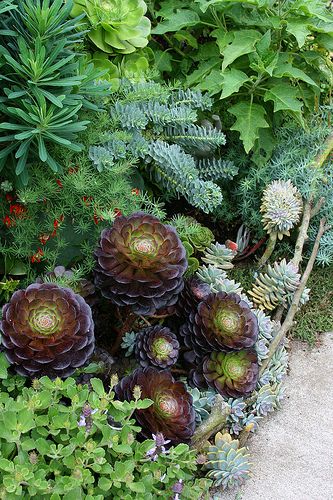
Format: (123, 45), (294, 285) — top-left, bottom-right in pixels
(204, 432), (251, 489)
(88, 80), (238, 213)
(260, 180), (303, 240)
(248, 259), (310, 311)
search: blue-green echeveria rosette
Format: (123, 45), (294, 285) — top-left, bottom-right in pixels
(94, 212), (187, 315)
(115, 367), (196, 444)
(180, 292), (258, 358)
(1, 283), (94, 378)
(135, 325), (179, 369)
(203, 350), (259, 398)
(71, 0), (151, 54)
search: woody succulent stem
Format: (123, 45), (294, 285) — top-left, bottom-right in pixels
(110, 309), (137, 355)
(191, 395), (230, 451)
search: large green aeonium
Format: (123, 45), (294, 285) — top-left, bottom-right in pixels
(203, 350), (259, 398)
(115, 367), (195, 444)
(1, 283), (94, 378)
(71, 0), (151, 54)
(180, 292), (258, 358)
(94, 212), (187, 315)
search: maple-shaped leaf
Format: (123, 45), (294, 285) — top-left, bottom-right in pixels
(220, 68), (249, 99)
(264, 83), (303, 112)
(221, 30), (261, 71)
(228, 101), (269, 153)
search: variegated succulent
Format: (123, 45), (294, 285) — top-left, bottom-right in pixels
(94, 212), (187, 315)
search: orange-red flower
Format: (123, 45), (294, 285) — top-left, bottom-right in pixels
(31, 248), (44, 264)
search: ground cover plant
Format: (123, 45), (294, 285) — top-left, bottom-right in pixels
(0, 0), (333, 498)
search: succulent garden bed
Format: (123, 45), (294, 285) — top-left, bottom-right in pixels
(0, 0), (332, 498)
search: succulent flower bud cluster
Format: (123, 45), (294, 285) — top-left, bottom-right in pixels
(260, 179), (303, 239)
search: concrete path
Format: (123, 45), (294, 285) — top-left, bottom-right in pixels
(213, 332), (333, 500)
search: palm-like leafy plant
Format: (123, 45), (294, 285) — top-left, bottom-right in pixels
(0, 0), (110, 184)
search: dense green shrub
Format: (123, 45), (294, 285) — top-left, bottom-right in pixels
(148, 0), (333, 160)
(0, 112), (141, 280)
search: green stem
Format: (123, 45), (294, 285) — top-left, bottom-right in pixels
(257, 231), (277, 269)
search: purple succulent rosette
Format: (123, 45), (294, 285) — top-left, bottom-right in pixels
(135, 325), (179, 369)
(1, 283), (94, 378)
(175, 276), (211, 320)
(94, 212), (187, 315)
(115, 367), (195, 444)
(203, 349), (259, 398)
(180, 292), (258, 357)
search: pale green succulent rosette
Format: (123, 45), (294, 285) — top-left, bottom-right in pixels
(71, 0), (151, 54)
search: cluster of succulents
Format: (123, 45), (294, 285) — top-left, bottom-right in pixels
(71, 0), (151, 54)
(249, 259), (310, 311)
(94, 212), (187, 315)
(115, 367), (196, 444)
(203, 432), (251, 489)
(1, 283), (95, 378)
(179, 289), (259, 398)
(168, 215), (215, 275)
(261, 180), (303, 240)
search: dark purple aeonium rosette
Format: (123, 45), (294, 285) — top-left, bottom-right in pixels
(203, 349), (259, 398)
(175, 276), (211, 320)
(1, 283), (94, 378)
(135, 325), (179, 369)
(94, 212), (187, 316)
(180, 292), (258, 358)
(115, 367), (195, 444)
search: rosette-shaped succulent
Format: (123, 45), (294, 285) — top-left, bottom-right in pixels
(180, 292), (258, 357)
(1, 283), (94, 378)
(94, 212), (187, 315)
(176, 276), (211, 320)
(203, 350), (259, 398)
(135, 326), (179, 368)
(202, 242), (236, 270)
(71, 0), (151, 54)
(204, 432), (251, 489)
(260, 180), (303, 240)
(115, 367), (195, 443)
